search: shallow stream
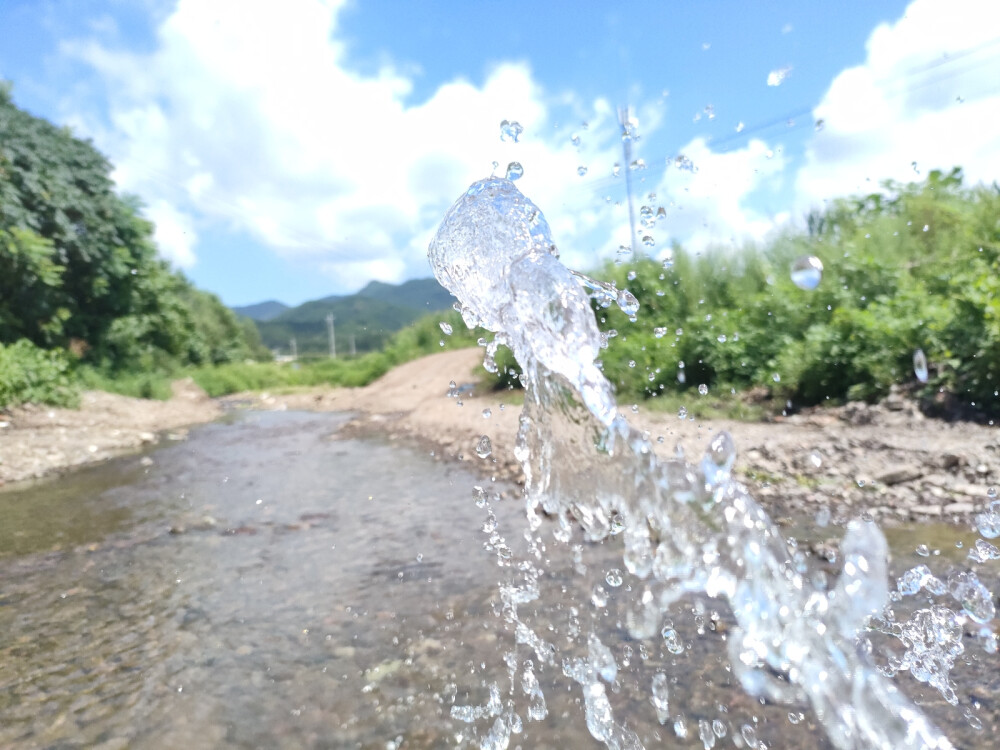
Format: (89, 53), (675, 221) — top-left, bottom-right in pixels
(0, 411), (995, 748)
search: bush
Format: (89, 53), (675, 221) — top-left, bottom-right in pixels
(0, 340), (78, 408)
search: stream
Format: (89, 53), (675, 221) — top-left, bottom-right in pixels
(0, 411), (995, 748)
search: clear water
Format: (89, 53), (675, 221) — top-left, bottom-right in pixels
(428, 176), (998, 749)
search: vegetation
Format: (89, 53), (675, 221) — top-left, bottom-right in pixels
(0, 83), (266, 408)
(594, 168), (1000, 415)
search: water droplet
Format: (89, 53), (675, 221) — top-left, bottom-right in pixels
(571, 133), (581, 146)
(642, 235), (655, 247)
(591, 584), (608, 608)
(717, 334), (727, 343)
(577, 165), (588, 177)
(499, 119), (523, 143)
(476, 435), (493, 459)
(913, 349), (929, 383)
(677, 406), (688, 419)
(505, 162), (524, 181)
(814, 118), (825, 131)
(698, 384), (708, 396)
(772, 373), (781, 383)
(661, 626), (684, 654)
(605, 568), (623, 587)
(616, 289), (639, 316)
(809, 452), (823, 468)
(473, 486), (487, 508)
(482, 408), (492, 419)
(653, 327), (667, 338)
(651, 672), (670, 724)
(439, 321), (453, 335)
(916, 544), (930, 557)
(790, 256), (823, 290)
(639, 205), (655, 226)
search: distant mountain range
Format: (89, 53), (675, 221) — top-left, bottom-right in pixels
(233, 278), (456, 356)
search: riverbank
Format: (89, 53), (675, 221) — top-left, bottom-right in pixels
(223, 347), (1000, 527)
(3, 347), (998, 526)
(0, 378), (220, 487)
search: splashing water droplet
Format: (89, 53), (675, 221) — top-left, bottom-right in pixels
(605, 569), (623, 587)
(476, 435), (493, 459)
(642, 235), (655, 247)
(482, 408), (492, 419)
(717, 334), (727, 343)
(439, 321), (453, 335)
(653, 327), (667, 339)
(505, 162), (524, 181)
(651, 672), (670, 724)
(913, 349), (929, 383)
(571, 133), (581, 146)
(790, 255), (823, 290)
(698, 384), (708, 396)
(499, 119), (523, 143)
(577, 165), (588, 177)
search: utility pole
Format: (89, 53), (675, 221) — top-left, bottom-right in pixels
(619, 105), (640, 261)
(326, 314), (336, 358)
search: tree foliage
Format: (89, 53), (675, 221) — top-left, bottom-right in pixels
(0, 84), (263, 407)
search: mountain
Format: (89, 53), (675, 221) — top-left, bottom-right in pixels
(245, 277), (456, 356)
(231, 300), (289, 321)
(355, 278), (456, 312)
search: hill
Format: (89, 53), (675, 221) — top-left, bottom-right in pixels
(251, 277), (456, 356)
(231, 300), (289, 322)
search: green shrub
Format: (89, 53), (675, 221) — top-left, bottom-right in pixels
(0, 340), (78, 408)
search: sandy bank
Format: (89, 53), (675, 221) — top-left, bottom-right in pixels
(224, 347), (1000, 526)
(0, 379), (220, 488)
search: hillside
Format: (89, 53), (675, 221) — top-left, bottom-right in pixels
(231, 300), (289, 322)
(251, 277), (456, 356)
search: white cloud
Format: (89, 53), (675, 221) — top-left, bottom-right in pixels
(796, 0), (1000, 207)
(143, 199), (197, 269)
(61, 0), (628, 290)
(646, 137), (789, 254)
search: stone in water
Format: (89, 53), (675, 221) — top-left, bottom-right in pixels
(790, 255), (823, 290)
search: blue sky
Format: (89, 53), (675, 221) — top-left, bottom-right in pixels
(2, 0), (999, 306)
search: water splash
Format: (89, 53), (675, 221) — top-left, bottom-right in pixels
(914, 349), (929, 383)
(428, 177), (956, 750)
(790, 255), (824, 290)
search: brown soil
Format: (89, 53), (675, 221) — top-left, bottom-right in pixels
(3, 348), (998, 526)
